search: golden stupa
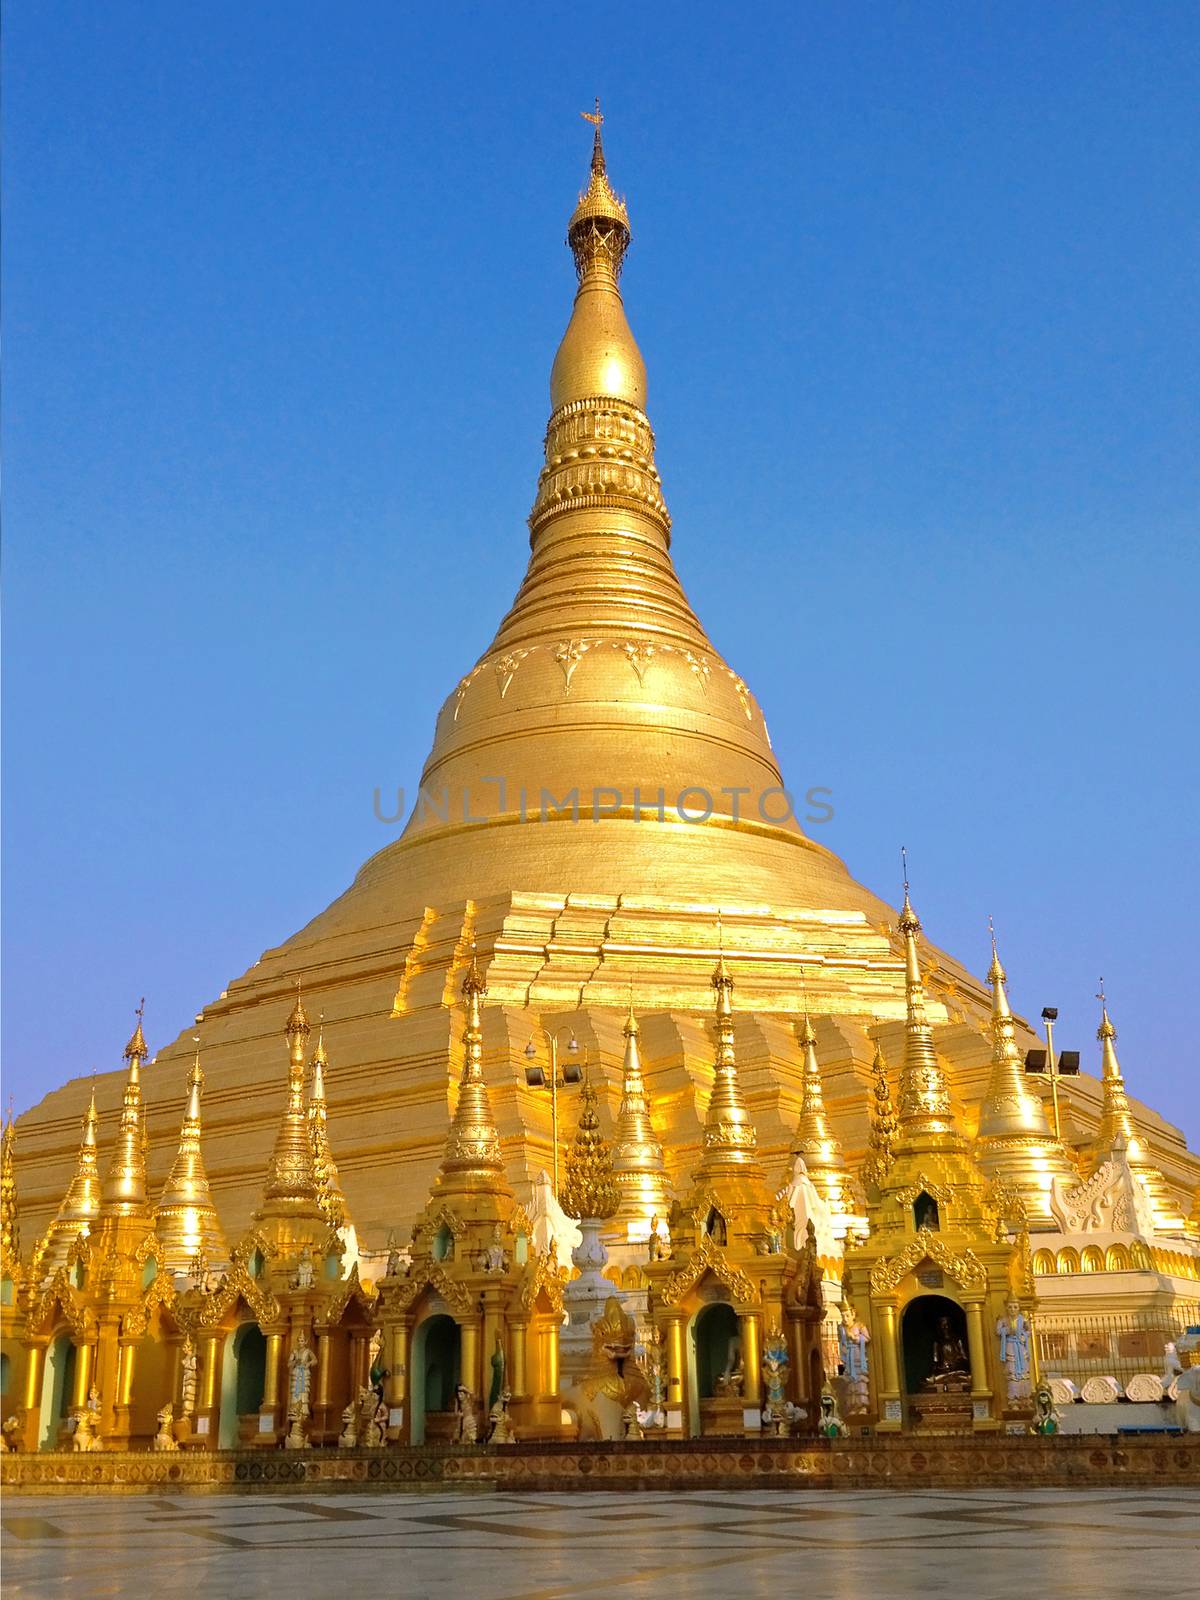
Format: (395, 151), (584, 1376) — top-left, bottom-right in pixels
(13, 111), (1200, 1267)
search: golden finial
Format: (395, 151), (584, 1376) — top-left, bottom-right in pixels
(565, 98), (630, 285)
(892, 866), (960, 1147)
(861, 1039), (898, 1188)
(581, 96), (605, 170)
(439, 939), (507, 1190)
(897, 848), (920, 936)
(790, 1003), (851, 1215)
(154, 1035), (229, 1273)
(1, 1104), (19, 1266)
(286, 976), (310, 1039)
(36, 1083), (103, 1277)
(307, 1017), (347, 1228)
(612, 988), (669, 1222)
(124, 997), (148, 1063)
(559, 1068), (620, 1222)
(699, 919), (760, 1173)
(1097, 978), (1116, 1040)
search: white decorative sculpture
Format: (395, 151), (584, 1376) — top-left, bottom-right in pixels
(1124, 1373), (1164, 1403)
(1047, 1377), (1078, 1408)
(1080, 1375), (1121, 1404)
(1173, 1365), (1200, 1433)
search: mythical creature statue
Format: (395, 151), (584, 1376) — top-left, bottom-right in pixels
(488, 1389), (516, 1444)
(1030, 1383), (1060, 1435)
(153, 1404), (179, 1452)
(817, 1387), (848, 1438)
(561, 1296), (650, 1441)
(454, 1385), (479, 1444)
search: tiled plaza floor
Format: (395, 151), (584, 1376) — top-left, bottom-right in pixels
(3, 1486), (1198, 1599)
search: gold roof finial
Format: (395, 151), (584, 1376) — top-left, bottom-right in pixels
(101, 1013), (151, 1216)
(258, 992), (322, 1217)
(611, 991), (670, 1223)
(559, 1067), (621, 1221)
(438, 948), (508, 1191)
(699, 924), (760, 1173)
(975, 925), (1073, 1220)
(36, 1084), (103, 1278)
(1090, 985), (1175, 1224)
(861, 1040), (898, 1188)
(124, 997), (149, 1064)
(790, 995), (852, 1215)
(154, 1037), (229, 1273)
(1, 1105), (19, 1267)
(308, 1016), (348, 1228)
(892, 864), (961, 1148)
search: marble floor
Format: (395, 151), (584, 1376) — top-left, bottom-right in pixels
(3, 1487), (1198, 1600)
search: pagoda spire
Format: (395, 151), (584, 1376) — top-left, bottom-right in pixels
(438, 952), (510, 1195)
(610, 997), (670, 1227)
(974, 925), (1075, 1226)
(36, 1085), (103, 1278)
(100, 1004), (151, 1216)
(861, 1040), (898, 1189)
(308, 1022), (348, 1227)
(893, 867), (962, 1150)
(257, 983), (322, 1215)
(559, 1070), (620, 1222)
(1, 1107), (19, 1268)
(790, 1007), (853, 1215)
(154, 1042), (229, 1274)
(697, 941), (761, 1177)
(1092, 987), (1177, 1226)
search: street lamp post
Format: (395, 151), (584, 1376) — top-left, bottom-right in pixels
(523, 1025), (582, 1197)
(1024, 1006), (1080, 1143)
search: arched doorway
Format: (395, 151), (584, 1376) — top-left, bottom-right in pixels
(38, 1332), (77, 1449)
(693, 1303), (740, 1399)
(901, 1295), (970, 1395)
(410, 1314), (460, 1445)
(218, 1324), (267, 1449)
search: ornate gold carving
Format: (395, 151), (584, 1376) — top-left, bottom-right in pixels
(868, 1228), (987, 1295)
(658, 1235), (757, 1308)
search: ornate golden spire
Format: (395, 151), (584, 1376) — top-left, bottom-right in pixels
(438, 953), (510, 1193)
(974, 926), (1074, 1226)
(559, 1070), (620, 1221)
(790, 1009), (852, 1214)
(258, 986), (322, 1215)
(894, 869), (962, 1148)
(308, 1023), (348, 1227)
(610, 997), (670, 1224)
(1, 1107), (19, 1268)
(100, 1006), (151, 1216)
(1092, 987), (1175, 1224)
(37, 1085), (103, 1278)
(698, 942), (761, 1174)
(154, 1043), (229, 1273)
(861, 1040), (898, 1189)
(550, 101), (645, 413)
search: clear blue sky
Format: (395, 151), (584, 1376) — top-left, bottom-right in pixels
(4, 3), (1197, 1147)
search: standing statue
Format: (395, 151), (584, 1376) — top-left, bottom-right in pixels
(837, 1302), (871, 1410)
(760, 1324), (791, 1434)
(179, 1335), (199, 1418)
(285, 1332), (318, 1449)
(2, 1412), (24, 1452)
(621, 1402), (644, 1440)
(291, 1247), (316, 1291)
(454, 1385), (479, 1444)
(1160, 1342), (1184, 1388)
(488, 1331), (506, 1411)
(153, 1404), (179, 1452)
(1030, 1383), (1060, 1435)
(817, 1387), (849, 1438)
(996, 1299), (1032, 1402)
(359, 1389), (387, 1448)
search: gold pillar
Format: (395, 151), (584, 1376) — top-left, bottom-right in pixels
(542, 1319), (559, 1398)
(316, 1332), (332, 1409)
(510, 1322), (528, 1398)
(878, 1301), (901, 1423)
(665, 1315), (686, 1425)
(965, 1302), (991, 1402)
(200, 1333), (220, 1411)
(263, 1332), (284, 1409)
(71, 1342), (94, 1410)
(386, 1323), (408, 1407)
(117, 1340), (137, 1407)
(459, 1320), (480, 1399)
(741, 1312), (762, 1408)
